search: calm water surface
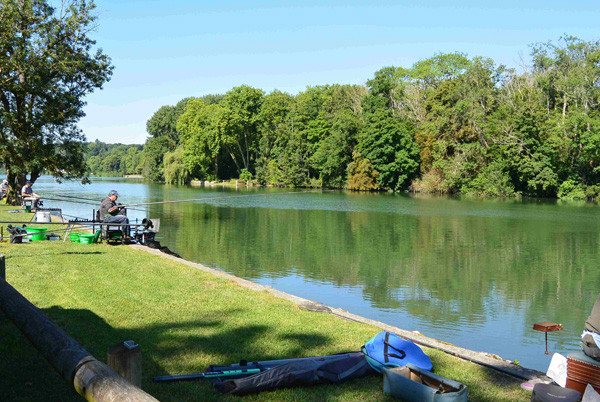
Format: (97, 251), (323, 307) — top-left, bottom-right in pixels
(29, 176), (600, 372)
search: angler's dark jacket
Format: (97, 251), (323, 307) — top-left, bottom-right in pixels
(585, 293), (600, 334)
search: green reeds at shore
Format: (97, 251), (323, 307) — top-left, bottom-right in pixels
(0, 206), (529, 401)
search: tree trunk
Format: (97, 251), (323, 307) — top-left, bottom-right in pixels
(235, 139), (248, 170)
(5, 169), (24, 206)
(225, 145), (241, 175)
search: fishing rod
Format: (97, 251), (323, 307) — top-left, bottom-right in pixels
(42, 193), (191, 219)
(120, 190), (319, 208)
(153, 368), (261, 383)
(41, 188), (325, 220)
(40, 195), (197, 222)
(152, 351), (356, 383)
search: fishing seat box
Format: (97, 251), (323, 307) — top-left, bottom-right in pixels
(565, 351), (600, 394)
(21, 199), (34, 211)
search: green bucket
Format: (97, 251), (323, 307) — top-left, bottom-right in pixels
(79, 234), (96, 244)
(25, 227), (48, 241)
(69, 233), (81, 242)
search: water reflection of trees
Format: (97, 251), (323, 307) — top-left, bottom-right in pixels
(156, 199), (600, 341)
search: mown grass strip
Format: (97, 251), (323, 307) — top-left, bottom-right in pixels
(0, 205), (530, 401)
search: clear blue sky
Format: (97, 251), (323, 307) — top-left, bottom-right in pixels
(79, 0), (600, 145)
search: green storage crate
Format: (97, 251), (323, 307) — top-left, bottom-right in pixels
(79, 234), (96, 244)
(25, 227), (48, 241)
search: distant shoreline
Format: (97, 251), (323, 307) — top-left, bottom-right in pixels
(190, 179), (254, 187)
(123, 174), (144, 178)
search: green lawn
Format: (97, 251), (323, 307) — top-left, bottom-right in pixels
(0, 205), (530, 401)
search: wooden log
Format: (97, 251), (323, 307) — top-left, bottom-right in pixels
(108, 341), (142, 388)
(0, 278), (158, 401)
(74, 358), (156, 402)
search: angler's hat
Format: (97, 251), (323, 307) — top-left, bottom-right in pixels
(108, 190), (119, 197)
(26, 180), (32, 184)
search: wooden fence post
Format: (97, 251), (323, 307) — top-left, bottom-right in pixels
(108, 340), (142, 388)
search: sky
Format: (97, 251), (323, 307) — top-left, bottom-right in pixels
(78, 0), (600, 145)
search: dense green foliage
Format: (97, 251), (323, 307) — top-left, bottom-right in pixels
(136, 36), (600, 199)
(0, 0), (113, 204)
(86, 140), (143, 177)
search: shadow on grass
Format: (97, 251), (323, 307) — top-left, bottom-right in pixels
(60, 251), (106, 255)
(10, 250), (106, 258)
(0, 305), (333, 402)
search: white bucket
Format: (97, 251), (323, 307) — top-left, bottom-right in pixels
(35, 211), (51, 223)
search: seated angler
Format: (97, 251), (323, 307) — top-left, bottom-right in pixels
(21, 180), (42, 209)
(99, 190), (130, 237)
(582, 293), (600, 361)
(1, 179), (8, 199)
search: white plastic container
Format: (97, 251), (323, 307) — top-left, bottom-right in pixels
(35, 211), (51, 223)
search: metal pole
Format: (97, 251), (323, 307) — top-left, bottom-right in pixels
(0, 255), (5, 280)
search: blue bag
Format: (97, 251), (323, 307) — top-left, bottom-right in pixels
(361, 331), (432, 372)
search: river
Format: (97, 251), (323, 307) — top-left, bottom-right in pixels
(21, 176), (600, 372)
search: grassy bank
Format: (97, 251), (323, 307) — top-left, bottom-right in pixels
(0, 206), (529, 401)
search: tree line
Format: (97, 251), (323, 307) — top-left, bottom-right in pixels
(3, 2), (598, 205)
(86, 140), (143, 177)
(140, 36), (600, 200)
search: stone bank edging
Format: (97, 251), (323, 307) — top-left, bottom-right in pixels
(130, 244), (548, 382)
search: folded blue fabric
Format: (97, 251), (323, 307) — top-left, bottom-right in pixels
(582, 330), (600, 348)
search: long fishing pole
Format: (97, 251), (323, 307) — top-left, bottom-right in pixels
(41, 195), (199, 221)
(41, 189), (326, 220)
(42, 193), (191, 219)
(41, 195), (171, 217)
(153, 368), (262, 383)
(120, 190), (319, 208)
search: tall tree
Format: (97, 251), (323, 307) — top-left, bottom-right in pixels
(146, 98), (190, 150)
(310, 84), (366, 187)
(358, 109), (420, 191)
(177, 98), (226, 180)
(221, 85), (264, 173)
(143, 98), (189, 181)
(256, 90), (295, 185)
(0, 0), (113, 203)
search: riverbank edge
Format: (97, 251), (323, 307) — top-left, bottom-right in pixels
(130, 244), (550, 383)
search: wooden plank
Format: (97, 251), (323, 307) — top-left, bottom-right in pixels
(108, 341), (142, 388)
